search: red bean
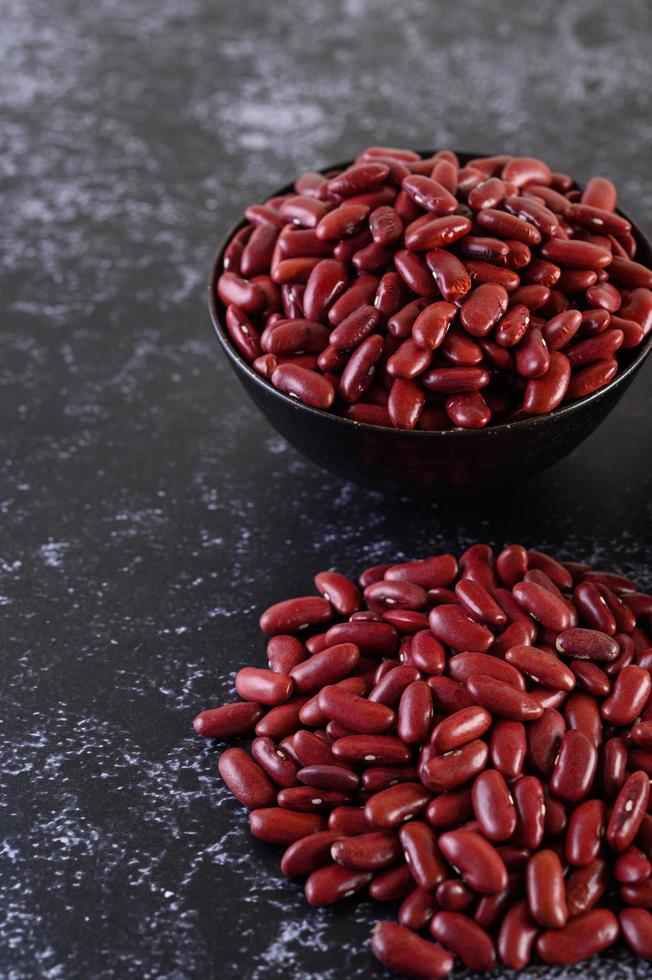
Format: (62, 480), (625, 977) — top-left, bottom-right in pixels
(398, 886), (438, 930)
(331, 831), (402, 871)
(235, 667), (293, 706)
(615, 844), (652, 884)
(498, 899), (539, 969)
(398, 681), (433, 744)
(565, 798), (607, 866)
(556, 627), (620, 661)
(280, 830), (342, 876)
(317, 685), (394, 734)
(526, 849), (568, 930)
(602, 665), (651, 726)
(195, 542), (652, 975)
(193, 701), (264, 738)
(326, 621), (399, 657)
(621, 907), (652, 960)
(249, 808), (326, 845)
(505, 644), (575, 691)
(313, 571), (361, 616)
(448, 652), (525, 690)
(218, 748), (277, 808)
(410, 630), (446, 675)
(425, 251), (471, 304)
(550, 729), (598, 803)
(430, 912), (496, 972)
(439, 828), (508, 894)
(522, 351), (571, 414)
(402, 174), (458, 215)
(365, 783), (431, 828)
(466, 675), (543, 722)
(305, 863), (371, 905)
(290, 643), (359, 693)
(491, 720), (526, 779)
(429, 604), (493, 652)
(565, 857), (608, 918)
(513, 581), (571, 630)
(400, 821), (447, 888)
(536, 908), (619, 965)
(371, 921), (454, 979)
(422, 738), (489, 793)
(512, 774), (545, 850)
(607, 771), (651, 852)
(332, 734), (411, 767)
(472, 769), (517, 842)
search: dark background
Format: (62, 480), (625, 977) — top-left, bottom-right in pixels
(3, 0), (652, 977)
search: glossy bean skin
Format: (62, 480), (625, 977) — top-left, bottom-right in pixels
(460, 283), (509, 337)
(251, 736), (300, 787)
(290, 643), (360, 693)
(556, 627), (620, 662)
(297, 764), (360, 793)
(235, 667), (293, 706)
(430, 912), (496, 972)
(365, 783), (431, 828)
(428, 604), (493, 652)
(398, 886), (439, 930)
(513, 775), (545, 850)
(371, 922), (454, 979)
(614, 845), (652, 884)
(498, 899), (540, 969)
(317, 685), (395, 734)
(536, 909), (620, 965)
(431, 706), (492, 753)
(438, 829), (508, 894)
(566, 857), (609, 917)
(331, 831), (402, 871)
(249, 808), (326, 845)
(607, 771), (651, 851)
(471, 769), (517, 842)
(466, 675), (543, 722)
(398, 681), (433, 744)
(505, 644), (575, 690)
(305, 863), (371, 906)
(422, 739), (489, 792)
(193, 701), (264, 738)
(526, 850), (568, 929)
(513, 581), (571, 630)
(490, 720), (526, 779)
(218, 748), (278, 808)
(280, 831), (343, 876)
(260, 596), (334, 634)
(399, 821), (447, 888)
(620, 907), (652, 960)
(602, 665), (651, 725)
(565, 799), (607, 866)
(550, 730), (598, 803)
(332, 735), (412, 766)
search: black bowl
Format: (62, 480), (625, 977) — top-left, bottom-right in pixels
(209, 153), (652, 497)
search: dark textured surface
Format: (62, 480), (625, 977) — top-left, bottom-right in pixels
(2, 0), (652, 977)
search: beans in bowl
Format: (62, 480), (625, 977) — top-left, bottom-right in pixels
(193, 544), (652, 974)
(215, 147), (652, 429)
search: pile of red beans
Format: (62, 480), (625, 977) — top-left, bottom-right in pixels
(216, 147), (652, 430)
(194, 544), (652, 976)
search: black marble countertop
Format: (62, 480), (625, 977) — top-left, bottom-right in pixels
(3, 1), (652, 977)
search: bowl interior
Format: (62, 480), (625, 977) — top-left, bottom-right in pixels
(209, 151), (652, 443)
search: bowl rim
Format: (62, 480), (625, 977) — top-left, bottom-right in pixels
(208, 151), (652, 439)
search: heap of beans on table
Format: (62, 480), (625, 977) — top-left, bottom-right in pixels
(216, 147), (652, 430)
(194, 545), (652, 976)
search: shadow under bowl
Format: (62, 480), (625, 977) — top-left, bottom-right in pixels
(209, 152), (652, 497)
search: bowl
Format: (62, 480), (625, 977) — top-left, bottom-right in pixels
(209, 152), (652, 497)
